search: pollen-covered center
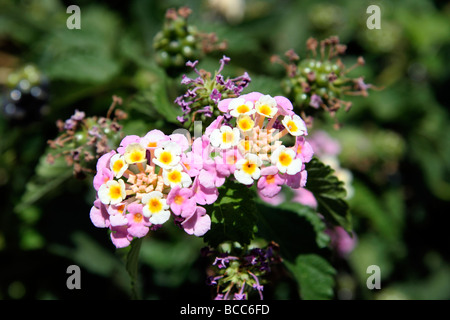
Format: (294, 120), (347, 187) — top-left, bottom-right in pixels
(266, 174), (276, 184)
(278, 152), (293, 167)
(160, 151), (173, 165)
(116, 204), (125, 213)
(109, 184), (122, 200)
(236, 104), (250, 114)
(168, 170), (182, 183)
(148, 198), (163, 213)
(258, 105), (272, 116)
(242, 161), (257, 175)
(174, 195), (184, 205)
(130, 151), (145, 163)
(147, 141), (157, 148)
(112, 160), (124, 172)
(226, 155), (237, 165)
(286, 120), (298, 133)
(222, 131), (235, 144)
(133, 213), (143, 223)
(238, 117), (254, 131)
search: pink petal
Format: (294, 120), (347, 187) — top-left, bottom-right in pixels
(241, 92), (263, 103)
(110, 226), (131, 248)
(217, 99), (233, 112)
(292, 188), (317, 209)
(182, 207), (211, 236)
(275, 95), (294, 115)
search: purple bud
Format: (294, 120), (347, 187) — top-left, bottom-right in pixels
(210, 88), (222, 103)
(309, 94), (323, 109)
(186, 60), (199, 68)
(71, 109), (85, 121)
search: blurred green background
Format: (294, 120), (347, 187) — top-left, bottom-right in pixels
(0, 0), (449, 300)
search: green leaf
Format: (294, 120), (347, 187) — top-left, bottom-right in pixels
(15, 154), (72, 214)
(37, 6), (122, 84)
(203, 180), (258, 247)
(255, 199), (328, 261)
(126, 237), (143, 300)
(305, 157), (352, 232)
(277, 201), (330, 249)
(128, 65), (181, 124)
(286, 254), (336, 300)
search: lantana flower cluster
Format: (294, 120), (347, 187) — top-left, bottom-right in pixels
(90, 89), (313, 248)
(90, 130), (216, 248)
(205, 91), (314, 200)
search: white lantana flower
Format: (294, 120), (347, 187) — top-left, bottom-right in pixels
(142, 191), (170, 225)
(98, 179), (126, 205)
(234, 153), (262, 185)
(153, 142), (182, 169)
(281, 115), (307, 136)
(271, 146), (302, 175)
(228, 97), (255, 118)
(210, 125), (241, 149)
(163, 164), (192, 188)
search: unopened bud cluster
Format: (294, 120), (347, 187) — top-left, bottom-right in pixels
(273, 36), (372, 127)
(47, 97), (125, 179)
(153, 7), (226, 76)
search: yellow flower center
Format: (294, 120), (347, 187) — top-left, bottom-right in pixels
(226, 155), (237, 165)
(109, 184), (122, 200)
(266, 174), (276, 184)
(168, 170), (182, 183)
(112, 160), (124, 173)
(148, 141), (157, 148)
(222, 131), (235, 144)
(258, 105), (272, 117)
(242, 161), (257, 175)
(286, 120), (298, 133)
(174, 195), (184, 205)
(160, 151), (173, 165)
(130, 151), (144, 163)
(148, 198), (162, 213)
(279, 152), (292, 167)
(236, 104), (250, 114)
(133, 213), (143, 223)
(237, 116), (254, 132)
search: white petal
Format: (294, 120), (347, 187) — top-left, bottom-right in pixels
(287, 158), (303, 175)
(149, 210), (171, 225)
(234, 169), (254, 185)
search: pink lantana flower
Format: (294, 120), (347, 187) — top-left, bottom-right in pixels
(140, 129), (169, 149)
(117, 135), (141, 154)
(93, 167), (113, 191)
(167, 185), (197, 218)
(126, 203), (151, 238)
(257, 166), (286, 198)
(182, 206), (211, 237)
(292, 188), (317, 209)
(90, 199), (110, 228)
(110, 225), (132, 248)
(191, 176), (219, 205)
